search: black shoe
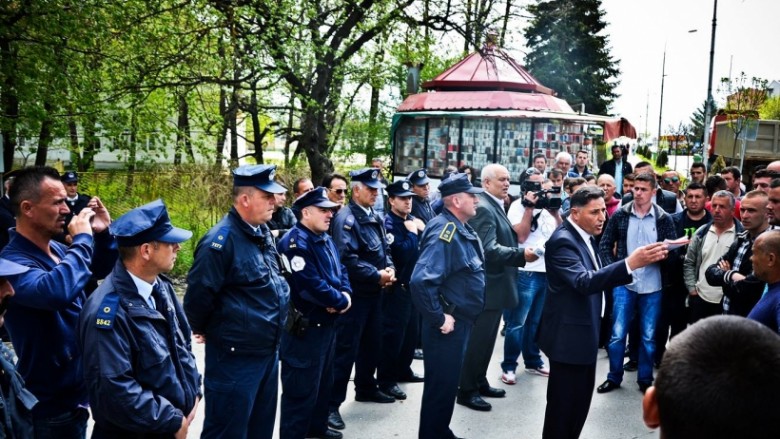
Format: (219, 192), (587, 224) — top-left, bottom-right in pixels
(638, 382), (652, 394)
(355, 389), (395, 403)
(456, 395), (492, 411)
(500, 324), (506, 337)
(398, 372), (425, 383)
(597, 380), (621, 394)
(307, 428), (344, 439)
(413, 349), (424, 360)
(623, 360), (638, 372)
(478, 385), (506, 398)
(327, 409), (345, 430)
(381, 384), (407, 400)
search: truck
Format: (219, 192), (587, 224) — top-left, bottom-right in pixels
(713, 118), (780, 182)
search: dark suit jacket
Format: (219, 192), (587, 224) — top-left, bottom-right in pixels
(537, 220), (632, 365)
(469, 192), (526, 310)
(598, 159), (632, 180)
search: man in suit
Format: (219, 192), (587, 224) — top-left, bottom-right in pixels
(456, 164), (536, 412)
(538, 186), (668, 439)
(598, 144), (633, 196)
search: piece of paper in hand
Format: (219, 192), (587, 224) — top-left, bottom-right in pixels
(663, 237), (690, 251)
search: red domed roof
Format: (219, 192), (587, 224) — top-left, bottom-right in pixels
(421, 45), (554, 95)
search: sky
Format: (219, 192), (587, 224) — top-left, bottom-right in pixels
(599, 0), (780, 140)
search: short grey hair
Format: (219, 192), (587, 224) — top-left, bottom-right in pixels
(480, 164), (507, 186)
(555, 151), (572, 164)
(711, 190), (735, 209)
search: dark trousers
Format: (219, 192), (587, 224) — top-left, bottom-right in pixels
(202, 344), (279, 439)
(599, 289), (613, 348)
(377, 288), (418, 387)
(542, 360), (597, 439)
(458, 308), (502, 397)
(689, 294), (723, 324)
(280, 325), (337, 439)
(330, 294), (382, 409)
(419, 320), (472, 439)
(654, 286), (689, 362)
(34, 408), (89, 439)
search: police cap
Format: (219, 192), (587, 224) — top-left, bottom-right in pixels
(232, 164), (287, 194)
(439, 173), (484, 197)
(386, 180), (414, 197)
(62, 171), (79, 183)
(294, 186), (339, 209)
(109, 199), (193, 247)
(349, 168), (385, 189)
(0, 258), (28, 277)
(407, 169), (430, 186)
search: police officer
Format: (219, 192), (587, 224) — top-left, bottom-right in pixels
(409, 169), (435, 224)
(0, 257), (36, 438)
(377, 180), (425, 401)
(327, 168), (396, 431)
(184, 164), (290, 439)
(277, 188), (352, 439)
(410, 173), (486, 439)
(61, 171), (92, 236)
(79, 199), (201, 438)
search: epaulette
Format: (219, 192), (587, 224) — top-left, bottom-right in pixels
(287, 228), (308, 250)
(95, 293), (120, 330)
(343, 215), (355, 231)
(439, 222), (457, 243)
(209, 226), (230, 251)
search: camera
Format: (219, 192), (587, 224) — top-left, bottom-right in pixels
(521, 180), (562, 210)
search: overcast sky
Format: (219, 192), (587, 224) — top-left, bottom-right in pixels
(600, 0), (779, 139)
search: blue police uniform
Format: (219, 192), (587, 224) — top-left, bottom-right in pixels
(410, 173), (486, 439)
(2, 214), (117, 437)
(277, 187), (352, 439)
(328, 168), (394, 419)
(409, 169), (435, 224)
(184, 165), (290, 439)
(79, 199), (201, 438)
(377, 180), (422, 395)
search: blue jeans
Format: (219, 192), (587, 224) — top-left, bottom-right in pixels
(502, 271), (547, 372)
(606, 286), (661, 385)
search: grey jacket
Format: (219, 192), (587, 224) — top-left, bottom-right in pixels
(683, 219), (744, 293)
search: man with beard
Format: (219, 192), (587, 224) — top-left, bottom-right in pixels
(185, 164), (290, 439)
(327, 169), (395, 430)
(79, 200), (201, 438)
(1, 166), (117, 438)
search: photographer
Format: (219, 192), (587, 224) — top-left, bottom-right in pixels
(500, 168), (563, 384)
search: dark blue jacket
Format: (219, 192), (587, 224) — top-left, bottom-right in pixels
(184, 208), (290, 355)
(1, 230), (116, 416)
(79, 262), (201, 436)
(383, 211), (420, 290)
(277, 223), (351, 325)
(331, 201), (393, 297)
(0, 342), (37, 438)
(410, 209), (485, 327)
(411, 195), (435, 224)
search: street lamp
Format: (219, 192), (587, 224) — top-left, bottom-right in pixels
(657, 30), (697, 163)
(701, 0), (718, 169)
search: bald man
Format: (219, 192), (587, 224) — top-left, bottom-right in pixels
(747, 230), (780, 332)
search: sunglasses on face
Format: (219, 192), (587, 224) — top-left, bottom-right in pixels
(330, 188), (348, 195)
(664, 177), (680, 184)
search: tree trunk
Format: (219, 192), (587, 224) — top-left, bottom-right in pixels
(228, 84), (239, 168)
(301, 109), (334, 186)
(81, 116), (99, 171)
(0, 39), (19, 171)
(284, 91), (295, 167)
(125, 112), (137, 197)
(68, 111), (80, 166)
(35, 100), (55, 166)
(215, 87), (227, 168)
(250, 83), (264, 165)
(175, 91), (193, 165)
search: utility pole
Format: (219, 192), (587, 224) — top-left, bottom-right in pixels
(658, 48), (667, 155)
(701, 0), (718, 169)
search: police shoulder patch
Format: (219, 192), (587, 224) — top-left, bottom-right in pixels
(290, 255), (306, 272)
(343, 215), (355, 230)
(209, 226), (230, 251)
(438, 222), (457, 243)
(95, 293), (120, 330)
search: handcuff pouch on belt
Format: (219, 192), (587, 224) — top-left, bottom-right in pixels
(285, 306), (309, 337)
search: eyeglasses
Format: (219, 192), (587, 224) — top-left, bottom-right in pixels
(329, 188), (347, 195)
(664, 177), (680, 184)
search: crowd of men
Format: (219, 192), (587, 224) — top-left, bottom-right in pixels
(0, 149), (777, 439)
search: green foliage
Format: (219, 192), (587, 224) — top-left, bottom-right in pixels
(524, 0), (620, 115)
(711, 155), (727, 175)
(759, 96), (780, 120)
(655, 149), (669, 168)
(689, 100), (718, 144)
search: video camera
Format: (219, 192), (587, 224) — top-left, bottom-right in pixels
(520, 180), (563, 210)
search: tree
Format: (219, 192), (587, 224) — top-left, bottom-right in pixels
(689, 99), (718, 145)
(759, 95), (780, 120)
(523, 0), (620, 115)
(720, 73), (768, 159)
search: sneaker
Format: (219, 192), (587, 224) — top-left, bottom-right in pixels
(525, 366), (550, 377)
(500, 371), (516, 385)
